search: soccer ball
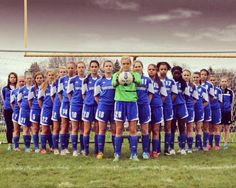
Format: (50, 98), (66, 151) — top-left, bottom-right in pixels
(118, 71), (134, 85)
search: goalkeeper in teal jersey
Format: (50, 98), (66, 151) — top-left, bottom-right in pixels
(112, 56), (141, 161)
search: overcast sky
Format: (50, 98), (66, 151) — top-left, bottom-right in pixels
(0, 0), (236, 82)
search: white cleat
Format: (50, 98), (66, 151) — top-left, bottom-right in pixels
(72, 151), (78, 157)
(60, 149), (67, 156)
(65, 149), (70, 154)
(187, 149), (193, 154)
(54, 149), (60, 155)
(35, 149), (40, 153)
(169, 149), (176, 155)
(180, 149), (187, 155)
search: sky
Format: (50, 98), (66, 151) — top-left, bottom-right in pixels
(0, 0), (236, 82)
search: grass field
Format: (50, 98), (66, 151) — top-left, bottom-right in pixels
(0, 142), (236, 188)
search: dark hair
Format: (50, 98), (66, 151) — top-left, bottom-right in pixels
(193, 71), (201, 76)
(7, 72), (18, 89)
(84, 60), (100, 84)
(34, 71), (44, 87)
(171, 66), (187, 92)
(148, 64), (161, 87)
(157, 62), (171, 71)
(200, 69), (209, 76)
(90, 60), (100, 67)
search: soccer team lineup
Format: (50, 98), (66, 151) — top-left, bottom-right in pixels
(1, 56), (234, 161)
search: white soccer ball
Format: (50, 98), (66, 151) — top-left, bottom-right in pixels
(118, 71), (134, 85)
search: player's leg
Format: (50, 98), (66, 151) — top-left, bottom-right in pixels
(186, 122), (193, 153)
(97, 121), (107, 159)
(52, 120), (60, 154)
(195, 121), (203, 151)
(13, 121), (21, 151)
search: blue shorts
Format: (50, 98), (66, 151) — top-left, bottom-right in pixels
(52, 105), (61, 121)
(194, 105), (204, 122)
(60, 101), (70, 119)
(211, 108), (221, 125)
(204, 105), (212, 122)
(173, 103), (188, 120)
(82, 104), (97, 122)
(163, 105), (173, 121)
(186, 107), (195, 123)
(30, 109), (41, 124)
(18, 108), (31, 127)
(12, 110), (19, 123)
(96, 103), (114, 123)
(150, 105), (163, 124)
(138, 103), (151, 124)
(114, 101), (138, 122)
(69, 104), (83, 122)
(40, 107), (52, 126)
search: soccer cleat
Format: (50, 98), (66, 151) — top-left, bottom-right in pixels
(54, 149), (60, 155)
(34, 149), (40, 153)
(113, 154), (120, 162)
(40, 149), (47, 154)
(142, 152), (150, 159)
(72, 151), (78, 157)
(180, 149), (187, 155)
(129, 154), (139, 161)
(65, 149), (70, 154)
(97, 152), (104, 159)
(164, 151), (171, 156)
(14, 148), (21, 152)
(193, 147), (200, 152)
(214, 146), (220, 151)
(169, 149), (176, 155)
(60, 149), (67, 156)
(176, 149), (181, 154)
(152, 152), (158, 159)
(207, 145), (212, 150)
(187, 149), (193, 154)
(223, 144), (228, 150)
(7, 144), (13, 151)
(202, 147), (209, 152)
(25, 148), (32, 153)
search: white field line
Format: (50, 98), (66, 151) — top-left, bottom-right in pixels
(2, 165), (236, 171)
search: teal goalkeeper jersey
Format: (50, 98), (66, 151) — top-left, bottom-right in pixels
(112, 71), (141, 102)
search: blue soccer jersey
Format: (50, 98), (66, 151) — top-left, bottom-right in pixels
(173, 81), (187, 105)
(136, 75), (154, 105)
(211, 86), (222, 110)
(150, 81), (167, 106)
(220, 87), (234, 112)
(185, 84), (199, 109)
(10, 88), (20, 122)
(67, 75), (84, 106)
(82, 75), (100, 106)
(94, 76), (115, 105)
(28, 85), (41, 110)
(17, 85), (30, 110)
(58, 75), (69, 103)
(1, 86), (13, 110)
(161, 78), (178, 107)
(38, 85), (53, 108)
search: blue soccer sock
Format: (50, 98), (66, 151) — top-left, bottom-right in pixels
(83, 135), (90, 154)
(115, 136), (123, 156)
(170, 133), (175, 149)
(52, 134), (59, 149)
(79, 134), (84, 151)
(98, 134), (105, 153)
(33, 134), (39, 150)
(195, 134), (202, 149)
(60, 134), (66, 150)
(130, 136), (138, 156)
(164, 133), (171, 153)
(23, 135), (31, 149)
(203, 132), (209, 147)
(46, 134), (53, 149)
(152, 139), (160, 153)
(142, 134), (149, 153)
(209, 134), (213, 147)
(94, 134), (98, 154)
(180, 133), (186, 150)
(215, 135), (220, 147)
(71, 134), (78, 152)
(65, 133), (70, 149)
(187, 137), (193, 150)
(111, 135), (115, 151)
(41, 135), (46, 150)
(158, 133), (161, 153)
(13, 136), (19, 149)
(178, 136), (181, 149)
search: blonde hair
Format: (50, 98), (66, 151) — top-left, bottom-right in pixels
(41, 70), (55, 91)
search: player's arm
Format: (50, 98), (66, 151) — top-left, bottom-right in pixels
(171, 80), (178, 102)
(67, 78), (74, 102)
(37, 88), (44, 109)
(148, 79), (154, 102)
(10, 90), (14, 110)
(94, 79), (101, 104)
(58, 77), (63, 102)
(17, 88), (23, 107)
(28, 87), (33, 108)
(111, 73), (119, 87)
(202, 90), (209, 107)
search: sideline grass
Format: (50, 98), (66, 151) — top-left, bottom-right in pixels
(0, 143), (236, 188)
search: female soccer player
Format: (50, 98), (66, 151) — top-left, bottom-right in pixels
(38, 70), (55, 154)
(192, 72), (209, 151)
(133, 61), (154, 159)
(220, 77), (234, 149)
(1, 72), (17, 150)
(67, 61), (86, 156)
(200, 69), (214, 151)
(51, 66), (67, 155)
(28, 72), (44, 153)
(209, 75), (222, 150)
(112, 56), (141, 161)
(11, 76), (25, 151)
(182, 69), (199, 153)
(171, 66), (188, 155)
(94, 60), (116, 159)
(82, 60), (100, 156)
(58, 62), (76, 155)
(157, 62), (178, 155)
(148, 64), (167, 158)
(17, 72), (33, 152)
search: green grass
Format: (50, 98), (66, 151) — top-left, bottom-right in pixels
(0, 142), (236, 188)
